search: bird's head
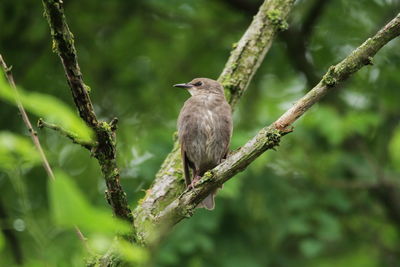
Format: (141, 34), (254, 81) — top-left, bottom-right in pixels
(174, 78), (224, 96)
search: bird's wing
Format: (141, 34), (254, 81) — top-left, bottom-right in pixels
(180, 145), (192, 186)
(219, 102), (233, 161)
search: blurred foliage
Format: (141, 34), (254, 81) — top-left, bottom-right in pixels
(1, 0), (400, 266)
(0, 75), (93, 142)
(49, 171), (131, 235)
(0, 131), (40, 171)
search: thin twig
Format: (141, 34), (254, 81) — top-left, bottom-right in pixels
(0, 54), (89, 250)
(74, 226), (91, 252)
(37, 118), (95, 150)
(0, 54), (55, 181)
(137, 13), (400, 244)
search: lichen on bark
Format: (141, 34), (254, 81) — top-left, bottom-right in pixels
(42, 0), (133, 223)
(133, 0), (296, 243)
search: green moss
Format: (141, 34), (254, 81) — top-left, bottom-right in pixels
(222, 81), (237, 94)
(366, 56), (374, 65)
(322, 66), (338, 87)
(265, 129), (281, 148)
(51, 39), (58, 53)
(231, 62), (238, 70)
(267, 10), (288, 31)
(278, 21), (289, 31)
(83, 83), (91, 93)
(111, 168), (119, 178)
(99, 121), (112, 132)
(172, 131), (178, 142)
(202, 171), (213, 181)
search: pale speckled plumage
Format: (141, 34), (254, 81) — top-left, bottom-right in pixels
(176, 78), (232, 210)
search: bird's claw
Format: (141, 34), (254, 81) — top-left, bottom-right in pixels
(187, 175), (201, 190)
(187, 183), (195, 190)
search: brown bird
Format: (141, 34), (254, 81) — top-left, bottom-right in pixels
(174, 78), (232, 210)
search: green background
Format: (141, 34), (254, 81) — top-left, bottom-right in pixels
(1, 0), (400, 266)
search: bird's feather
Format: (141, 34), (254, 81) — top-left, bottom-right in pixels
(181, 147), (192, 186)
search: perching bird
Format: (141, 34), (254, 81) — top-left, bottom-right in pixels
(174, 78), (232, 210)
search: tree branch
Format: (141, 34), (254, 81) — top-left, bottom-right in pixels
(133, 0), (296, 244)
(136, 13), (400, 244)
(37, 118), (95, 150)
(275, 13), (400, 129)
(41, 0), (133, 223)
(221, 0), (331, 88)
(219, 0), (295, 108)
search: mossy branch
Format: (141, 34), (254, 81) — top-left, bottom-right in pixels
(37, 118), (95, 150)
(133, 0), (296, 243)
(219, 0), (295, 108)
(274, 13), (400, 130)
(41, 0), (133, 223)
(135, 13), (400, 244)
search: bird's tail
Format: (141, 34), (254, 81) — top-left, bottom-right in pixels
(199, 191), (216, 210)
(202, 194), (215, 210)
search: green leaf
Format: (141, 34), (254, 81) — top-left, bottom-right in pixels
(88, 235), (114, 254)
(0, 131), (41, 170)
(389, 125), (400, 170)
(116, 239), (149, 264)
(49, 170), (131, 235)
(300, 238), (323, 258)
(0, 75), (93, 142)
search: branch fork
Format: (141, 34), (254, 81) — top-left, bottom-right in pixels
(37, 0), (400, 261)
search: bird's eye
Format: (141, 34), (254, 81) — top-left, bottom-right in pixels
(194, 81), (203, 87)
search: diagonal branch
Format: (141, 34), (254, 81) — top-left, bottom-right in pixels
(42, 1), (97, 127)
(220, 0), (295, 108)
(133, 0), (296, 243)
(41, 0), (133, 223)
(222, 0), (331, 88)
(138, 13), (400, 244)
(275, 13), (400, 129)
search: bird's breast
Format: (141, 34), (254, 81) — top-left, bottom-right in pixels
(178, 94), (232, 172)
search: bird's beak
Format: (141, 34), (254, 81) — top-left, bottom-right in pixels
(173, 83), (193, 89)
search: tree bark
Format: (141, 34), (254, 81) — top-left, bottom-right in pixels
(41, 0), (133, 223)
(133, 0), (295, 244)
(38, 0), (400, 265)
(134, 13), (400, 245)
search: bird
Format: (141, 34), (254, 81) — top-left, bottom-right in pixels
(174, 78), (232, 210)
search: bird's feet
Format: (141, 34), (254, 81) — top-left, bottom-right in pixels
(188, 175), (202, 190)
